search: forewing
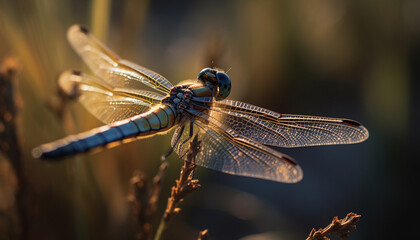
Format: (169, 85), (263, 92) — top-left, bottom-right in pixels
(59, 70), (164, 124)
(210, 100), (369, 148)
(171, 112), (302, 183)
(67, 25), (173, 94)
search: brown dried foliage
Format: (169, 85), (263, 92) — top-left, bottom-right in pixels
(154, 135), (202, 240)
(0, 57), (21, 163)
(46, 87), (79, 120)
(128, 162), (168, 240)
(0, 57), (28, 240)
(162, 136), (201, 222)
(306, 212), (361, 240)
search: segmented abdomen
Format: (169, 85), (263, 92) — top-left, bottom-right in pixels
(33, 104), (178, 159)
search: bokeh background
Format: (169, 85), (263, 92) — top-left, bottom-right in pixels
(0, 0), (419, 239)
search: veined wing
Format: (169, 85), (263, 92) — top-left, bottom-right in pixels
(59, 70), (164, 124)
(209, 100), (369, 148)
(67, 25), (173, 94)
(171, 109), (302, 183)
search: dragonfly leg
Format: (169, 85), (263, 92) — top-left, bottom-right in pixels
(161, 124), (185, 161)
(179, 121), (194, 159)
(161, 148), (173, 161)
(180, 149), (188, 159)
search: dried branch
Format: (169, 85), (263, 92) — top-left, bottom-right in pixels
(46, 84), (80, 120)
(306, 212), (361, 240)
(197, 229), (209, 240)
(0, 57), (27, 239)
(128, 161), (168, 240)
(0, 57), (21, 166)
(153, 136), (202, 240)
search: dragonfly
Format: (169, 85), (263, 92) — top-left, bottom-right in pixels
(32, 25), (369, 183)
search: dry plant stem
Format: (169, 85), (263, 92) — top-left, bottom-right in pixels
(46, 88), (77, 120)
(197, 229), (209, 240)
(129, 161), (168, 240)
(0, 57), (27, 239)
(154, 136), (202, 240)
(306, 212), (361, 240)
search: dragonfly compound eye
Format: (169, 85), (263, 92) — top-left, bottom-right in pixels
(197, 68), (218, 86)
(197, 68), (231, 100)
(215, 72), (231, 100)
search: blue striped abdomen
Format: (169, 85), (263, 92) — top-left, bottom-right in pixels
(33, 104), (178, 159)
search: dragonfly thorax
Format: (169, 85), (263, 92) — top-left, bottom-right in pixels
(162, 86), (194, 113)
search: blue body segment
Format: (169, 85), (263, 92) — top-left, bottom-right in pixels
(117, 120), (140, 137)
(34, 105), (179, 159)
(35, 124), (131, 159)
(35, 121), (135, 158)
(100, 127), (124, 142)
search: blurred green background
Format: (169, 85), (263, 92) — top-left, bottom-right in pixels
(0, 0), (418, 239)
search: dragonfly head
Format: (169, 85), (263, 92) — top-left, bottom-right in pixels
(197, 68), (231, 100)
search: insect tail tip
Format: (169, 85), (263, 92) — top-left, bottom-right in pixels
(31, 147), (43, 159)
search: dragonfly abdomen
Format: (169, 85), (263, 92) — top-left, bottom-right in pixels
(33, 104), (179, 159)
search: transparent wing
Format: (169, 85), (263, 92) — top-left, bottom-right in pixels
(59, 70), (164, 124)
(67, 25), (173, 94)
(209, 100), (369, 148)
(171, 110), (303, 183)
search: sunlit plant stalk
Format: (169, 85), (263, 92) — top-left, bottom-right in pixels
(153, 136), (202, 240)
(306, 212), (361, 240)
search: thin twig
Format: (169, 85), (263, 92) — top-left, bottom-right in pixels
(154, 136), (202, 240)
(306, 212), (361, 240)
(128, 161), (168, 240)
(46, 81), (80, 120)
